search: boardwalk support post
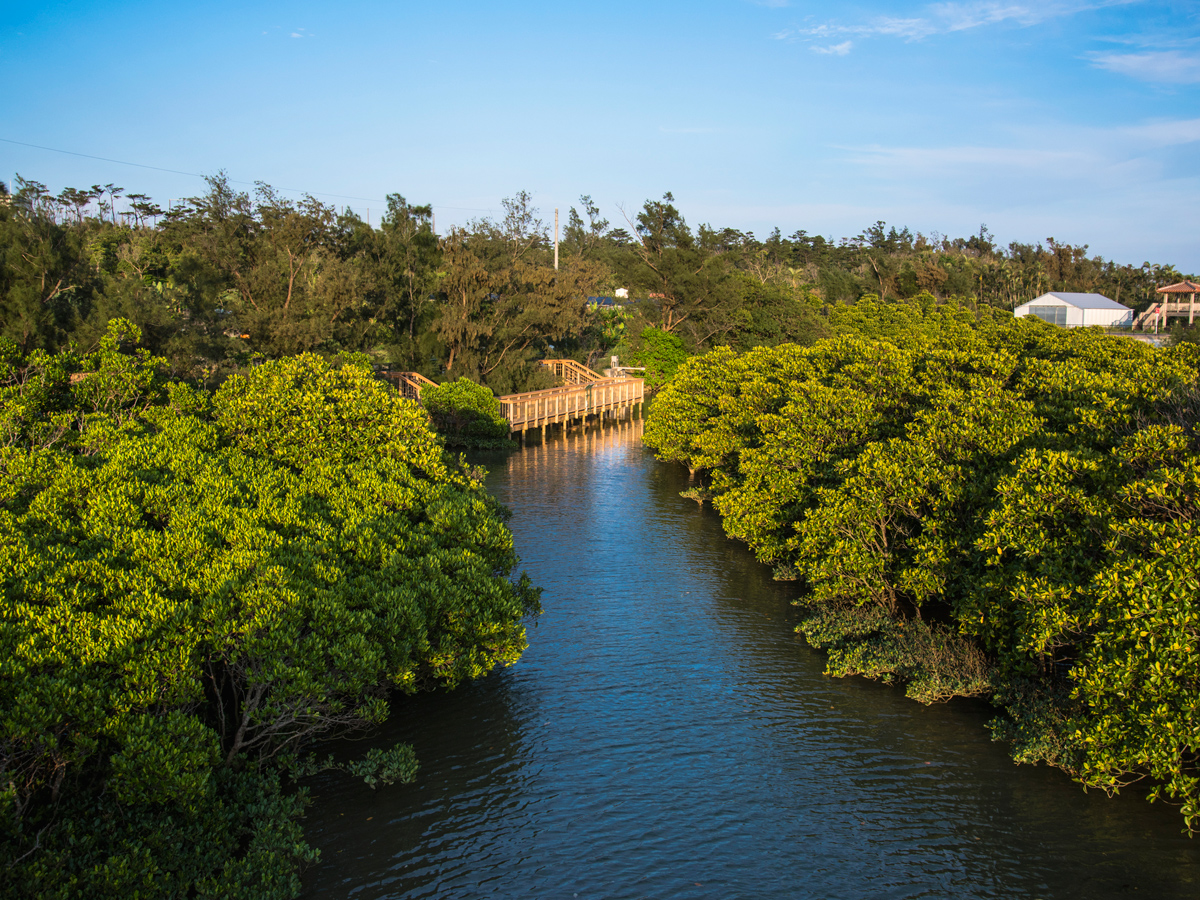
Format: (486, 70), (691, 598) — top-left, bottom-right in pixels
(497, 361), (644, 447)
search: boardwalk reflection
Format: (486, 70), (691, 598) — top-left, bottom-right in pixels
(302, 422), (1200, 900)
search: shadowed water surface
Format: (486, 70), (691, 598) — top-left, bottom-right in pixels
(302, 419), (1198, 899)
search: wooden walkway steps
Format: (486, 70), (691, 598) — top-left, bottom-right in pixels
(499, 376), (643, 441)
(1134, 301), (1200, 332)
(376, 360), (644, 444)
(378, 369), (438, 401)
(1135, 283), (1200, 331)
(539, 359), (605, 384)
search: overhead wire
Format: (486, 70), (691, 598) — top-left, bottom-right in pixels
(0, 136), (497, 213)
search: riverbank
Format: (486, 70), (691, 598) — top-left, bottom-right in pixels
(300, 419), (1199, 900)
(642, 303), (1200, 832)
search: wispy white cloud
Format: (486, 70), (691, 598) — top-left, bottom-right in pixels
(813, 40), (854, 56)
(807, 132), (1168, 262)
(837, 115), (1200, 187)
(1118, 117), (1200, 145)
(777, 1), (1141, 44)
(927, 1), (1064, 32)
(843, 142), (1092, 173)
(1091, 49), (1200, 84)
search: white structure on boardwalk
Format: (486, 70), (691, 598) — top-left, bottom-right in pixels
(1014, 292), (1133, 328)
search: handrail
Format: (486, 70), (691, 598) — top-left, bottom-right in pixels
(498, 376), (624, 403)
(498, 377), (644, 431)
(379, 370), (438, 401)
(1136, 300), (1199, 321)
(539, 359), (603, 384)
(377, 363), (642, 435)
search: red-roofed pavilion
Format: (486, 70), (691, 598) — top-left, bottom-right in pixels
(1157, 281), (1200, 325)
(1135, 281), (1200, 331)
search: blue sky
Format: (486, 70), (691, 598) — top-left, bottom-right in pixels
(2, 1), (1197, 270)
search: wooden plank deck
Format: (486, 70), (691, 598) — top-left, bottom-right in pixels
(377, 360), (644, 441)
(498, 376), (644, 436)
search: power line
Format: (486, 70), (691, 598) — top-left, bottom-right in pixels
(0, 136), (497, 213)
(1, 136), (207, 180)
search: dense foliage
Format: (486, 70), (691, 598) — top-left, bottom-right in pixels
(644, 298), (1200, 830)
(3, 167), (1199, 883)
(0, 324), (540, 896)
(3, 177), (1190, 401)
(420, 377), (513, 449)
(620, 327), (689, 392)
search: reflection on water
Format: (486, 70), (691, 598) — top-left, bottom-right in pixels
(302, 419), (1198, 899)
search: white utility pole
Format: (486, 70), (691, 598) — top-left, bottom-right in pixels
(554, 207), (559, 271)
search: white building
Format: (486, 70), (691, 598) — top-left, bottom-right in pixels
(1014, 292), (1133, 329)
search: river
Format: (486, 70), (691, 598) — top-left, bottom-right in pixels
(302, 418), (1198, 899)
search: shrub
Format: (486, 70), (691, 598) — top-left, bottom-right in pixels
(421, 377), (513, 449)
(1, 335), (539, 895)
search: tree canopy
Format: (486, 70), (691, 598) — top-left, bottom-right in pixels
(5, 173), (1188, 399)
(644, 300), (1200, 830)
(0, 323), (539, 896)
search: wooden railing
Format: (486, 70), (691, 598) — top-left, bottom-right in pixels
(378, 370), (438, 401)
(376, 361), (642, 440)
(1136, 301), (1198, 331)
(539, 359), (602, 384)
(499, 378), (643, 432)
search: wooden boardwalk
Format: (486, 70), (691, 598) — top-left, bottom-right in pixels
(379, 361), (643, 443)
(378, 369), (438, 401)
(499, 364), (644, 442)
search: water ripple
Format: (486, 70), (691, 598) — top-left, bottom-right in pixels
(303, 420), (1199, 899)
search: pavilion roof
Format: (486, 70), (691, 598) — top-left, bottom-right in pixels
(1156, 280), (1200, 294)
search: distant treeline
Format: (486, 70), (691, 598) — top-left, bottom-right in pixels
(2, 176), (1192, 395)
(645, 299), (1200, 832)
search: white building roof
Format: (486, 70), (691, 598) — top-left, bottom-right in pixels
(1030, 292), (1130, 311)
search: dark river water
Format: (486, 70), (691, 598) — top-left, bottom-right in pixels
(302, 419), (1199, 899)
